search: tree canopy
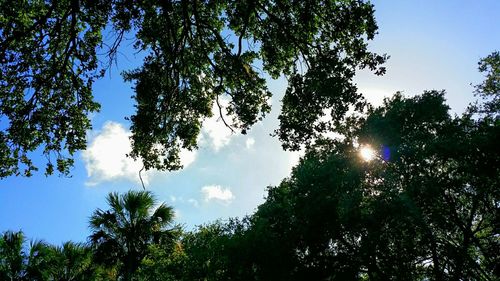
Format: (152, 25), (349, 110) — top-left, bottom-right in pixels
(0, 0), (386, 177)
(243, 90), (499, 280)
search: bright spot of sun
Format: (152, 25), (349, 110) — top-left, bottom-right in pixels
(359, 145), (376, 162)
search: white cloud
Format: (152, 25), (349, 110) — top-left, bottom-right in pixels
(201, 185), (234, 204)
(245, 137), (255, 149)
(287, 149), (305, 172)
(179, 149), (197, 168)
(202, 98), (234, 151)
(82, 121), (196, 186)
(82, 121), (144, 185)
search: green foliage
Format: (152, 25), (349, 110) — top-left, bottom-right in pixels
(178, 223), (232, 280)
(48, 241), (105, 281)
(89, 190), (178, 280)
(0, 231), (25, 280)
(0, 0), (106, 177)
(0, 231), (111, 281)
(0, 0), (386, 177)
(472, 51), (500, 117)
(178, 220), (257, 281)
(241, 89), (500, 280)
(133, 242), (187, 281)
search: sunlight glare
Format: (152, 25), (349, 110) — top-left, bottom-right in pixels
(359, 145), (376, 162)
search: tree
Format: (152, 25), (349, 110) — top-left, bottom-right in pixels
(49, 241), (108, 281)
(0, 230), (115, 281)
(89, 190), (178, 280)
(242, 87), (499, 280)
(0, 0), (387, 177)
(24, 240), (59, 281)
(0, 231), (61, 281)
(178, 219), (259, 281)
(0, 231), (25, 281)
(471, 51), (499, 117)
(133, 241), (187, 281)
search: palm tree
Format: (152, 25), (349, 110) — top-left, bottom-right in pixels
(0, 231), (25, 281)
(25, 240), (57, 281)
(48, 242), (101, 281)
(0, 231), (57, 281)
(89, 190), (176, 280)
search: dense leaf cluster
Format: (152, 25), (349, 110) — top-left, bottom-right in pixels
(0, 0), (386, 177)
(0, 0), (106, 177)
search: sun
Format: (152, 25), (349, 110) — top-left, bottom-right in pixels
(359, 145), (376, 162)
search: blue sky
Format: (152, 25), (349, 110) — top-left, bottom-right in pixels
(1, 0), (499, 245)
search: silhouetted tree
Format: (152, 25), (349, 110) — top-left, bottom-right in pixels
(245, 88), (499, 280)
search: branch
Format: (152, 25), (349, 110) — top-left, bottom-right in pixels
(215, 94), (235, 134)
(215, 77), (235, 133)
(139, 165), (146, 190)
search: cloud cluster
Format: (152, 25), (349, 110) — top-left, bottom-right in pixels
(201, 185), (234, 204)
(201, 99), (234, 151)
(81, 122), (143, 185)
(82, 121), (196, 186)
(178, 148), (197, 168)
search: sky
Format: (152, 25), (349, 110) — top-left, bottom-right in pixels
(1, 0), (499, 245)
